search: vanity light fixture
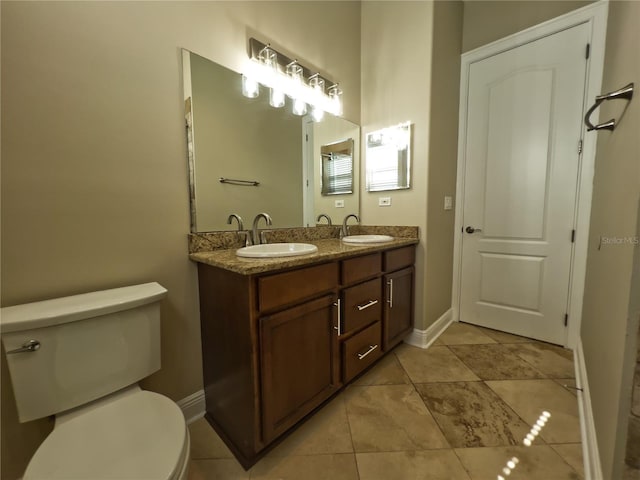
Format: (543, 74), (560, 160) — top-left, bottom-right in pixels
(257, 45), (285, 108)
(328, 84), (343, 117)
(241, 75), (259, 99)
(286, 61), (307, 116)
(242, 37), (342, 118)
(309, 74), (325, 121)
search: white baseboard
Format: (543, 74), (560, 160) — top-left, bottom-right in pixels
(405, 308), (453, 349)
(575, 339), (602, 480)
(177, 389), (206, 425)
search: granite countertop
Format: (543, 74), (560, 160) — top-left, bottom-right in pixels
(189, 237), (418, 276)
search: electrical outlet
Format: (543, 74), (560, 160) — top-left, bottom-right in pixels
(335, 199), (345, 208)
(444, 196), (453, 210)
(379, 197), (391, 206)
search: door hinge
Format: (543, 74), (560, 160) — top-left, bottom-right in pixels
(586, 43), (590, 59)
(564, 313), (569, 326)
(571, 229), (576, 243)
(578, 139), (583, 154)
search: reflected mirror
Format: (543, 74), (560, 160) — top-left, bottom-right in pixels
(321, 139), (354, 196)
(182, 49), (360, 232)
(365, 122), (412, 192)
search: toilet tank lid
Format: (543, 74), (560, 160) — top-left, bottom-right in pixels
(0, 282), (167, 334)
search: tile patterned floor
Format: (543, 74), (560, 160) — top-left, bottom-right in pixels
(188, 322), (584, 479)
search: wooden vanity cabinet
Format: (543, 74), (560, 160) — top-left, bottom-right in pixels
(260, 294), (340, 443)
(196, 243), (415, 468)
(338, 253), (384, 382)
(382, 246), (416, 350)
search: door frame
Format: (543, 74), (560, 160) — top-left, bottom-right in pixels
(451, 1), (609, 349)
(302, 117), (315, 227)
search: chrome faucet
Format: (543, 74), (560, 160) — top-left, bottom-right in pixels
(341, 214), (359, 238)
(252, 213), (273, 245)
(227, 214), (244, 231)
(316, 213), (332, 225)
(227, 214), (250, 246)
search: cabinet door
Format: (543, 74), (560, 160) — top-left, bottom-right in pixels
(260, 294), (340, 443)
(383, 266), (415, 350)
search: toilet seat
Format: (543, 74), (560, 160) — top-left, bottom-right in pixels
(24, 389), (189, 480)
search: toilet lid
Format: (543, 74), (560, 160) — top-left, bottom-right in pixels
(25, 390), (187, 480)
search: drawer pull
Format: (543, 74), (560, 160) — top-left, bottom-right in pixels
(333, 299), (342, 336)
(357, 344), (378, 360)
(356, 299), (379, 311)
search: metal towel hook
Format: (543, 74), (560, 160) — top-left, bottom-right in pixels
(584, 83), (634, 132)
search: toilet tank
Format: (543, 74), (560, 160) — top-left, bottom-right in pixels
(1, 282), (167, 423)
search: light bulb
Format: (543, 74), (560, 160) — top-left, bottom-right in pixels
(242, 75), (259, 98)
(311, 106), (324, 122)
(328, 84), (342, 116)
(270, 88), (285, 108)
(292, 97), (307, 116)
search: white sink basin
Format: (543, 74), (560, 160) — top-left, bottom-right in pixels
(342, 235), (394, 244)
(236, 243), (318, 258)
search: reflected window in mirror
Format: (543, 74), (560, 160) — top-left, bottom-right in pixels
(321, 139), (354, 196)
(365, 122), (411, 192)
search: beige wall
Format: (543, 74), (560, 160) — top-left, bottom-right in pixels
(462, 0), (593, 52)
(359, 0), (463, 331)
(0, 2), (361, 478)
(360, 0), (434, 330)
(580, 1), (640, 478)
(424, 0), (463, 327)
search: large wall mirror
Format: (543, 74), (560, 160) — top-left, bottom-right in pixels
(182, 49), (360, 232)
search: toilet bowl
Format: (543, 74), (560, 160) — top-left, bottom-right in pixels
(1, 282), (190, 480)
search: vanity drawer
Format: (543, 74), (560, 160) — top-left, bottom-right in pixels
(342, 321), (382, 382)
(383, 246), (415, 272)
(342, 278), (382, 334)
(341, 253), (382, 285)
(258, 262), (338, 312)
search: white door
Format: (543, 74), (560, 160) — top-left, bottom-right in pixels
(459, 23), (589, 345)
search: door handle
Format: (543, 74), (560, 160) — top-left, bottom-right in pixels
(387, 279), (394, 308)
(7, 339), (41, 354)
(465, 226), (483, 234)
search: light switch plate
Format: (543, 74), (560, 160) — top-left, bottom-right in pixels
(444, 196), (453, 210)
(379, 197), (391, 206)
(335, 199), (345, 208)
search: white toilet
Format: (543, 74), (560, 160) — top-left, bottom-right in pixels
(1, 282), (190, 480)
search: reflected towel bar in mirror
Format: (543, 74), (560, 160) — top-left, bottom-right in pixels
(219, 177), (260, 186)
(584, 82), (634, 132)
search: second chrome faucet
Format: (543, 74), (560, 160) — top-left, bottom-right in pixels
(252, 213), (273, 245)
(341, 214), (360, 238)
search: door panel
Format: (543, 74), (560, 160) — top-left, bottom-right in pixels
(479, 253), (544, 312)
(484, 69), (553, 240)
(460, 24), (589, 344)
